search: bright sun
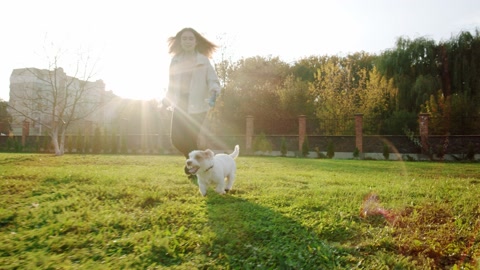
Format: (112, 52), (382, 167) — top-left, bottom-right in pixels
(101, 61), (169, 101)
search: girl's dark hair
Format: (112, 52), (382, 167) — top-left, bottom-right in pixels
(168, 27), (218, 58)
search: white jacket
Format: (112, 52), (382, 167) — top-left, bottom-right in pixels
(166, 52), (221, 114)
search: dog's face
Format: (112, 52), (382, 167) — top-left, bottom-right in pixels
(186, 149), (214, 175)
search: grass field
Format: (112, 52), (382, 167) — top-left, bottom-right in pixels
(0, 153), (479, 269)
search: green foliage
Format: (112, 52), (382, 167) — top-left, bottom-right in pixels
(383, 143), (390, 160)
(277, 75), (315, 118)
(0, 100), (12, 134)
(301, 136), (309, 157)
(382, 110), (418, 135)
(314, 146), (325, 159)
(6, 136), (14, 151)
(203, 31), (480, 136)
(0, 154), (479, 269)
(253, 132), (272, 153)
(353, 147), (360, 159)
(280, 137), (288, 157)
(327, 141), (335, 159)
(466, 141), (475, 160)
(35, 136), (40, 153)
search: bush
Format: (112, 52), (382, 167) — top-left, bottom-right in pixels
(253, 132), (272, 153)
(301, 136), (309, 157)
(466, 142), (475, 161)
(315, 146), (325, 159)
(327, 141), (335, 159)
(353, 147), (360, 159)
(6, 137), (14, 151)
(383, 110), (417, 135)
(280, 137), (288, 157)
(383, 143), (390, 160)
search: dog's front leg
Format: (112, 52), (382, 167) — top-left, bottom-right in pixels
(198, 181), (208, 196)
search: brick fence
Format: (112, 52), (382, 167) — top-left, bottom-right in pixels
(236, 113), (479, 158)
(1, 113), (479, 158)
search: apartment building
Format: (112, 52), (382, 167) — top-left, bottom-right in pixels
(8, 67), (116, 135)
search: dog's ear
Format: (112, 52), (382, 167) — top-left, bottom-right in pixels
(204, 149), (215, 158)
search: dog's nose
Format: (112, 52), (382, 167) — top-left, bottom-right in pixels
(186, 160), (192, 166)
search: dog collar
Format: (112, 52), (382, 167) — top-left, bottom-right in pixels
(205, 165), (214, 172)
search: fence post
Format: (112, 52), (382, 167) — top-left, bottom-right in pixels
(246, 115), (254, 154)
(355, 114), (363, 155)
(298, 115), (306, 152)
(419, 113), (430, 154)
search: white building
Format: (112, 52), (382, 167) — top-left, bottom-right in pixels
(8, 67), (116, 136)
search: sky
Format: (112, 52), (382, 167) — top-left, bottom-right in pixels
(1, 0), (479, 101)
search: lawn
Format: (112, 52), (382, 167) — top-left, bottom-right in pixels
(0, 153), (479, 269)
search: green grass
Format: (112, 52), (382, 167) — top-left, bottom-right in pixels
(0, 153), (479, 269)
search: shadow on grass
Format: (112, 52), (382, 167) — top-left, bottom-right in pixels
(204, 192), (349, 269)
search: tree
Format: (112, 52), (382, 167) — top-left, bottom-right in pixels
(0, 100), (12, 135)
(309, 56), (361, 134)
(8, 49), (111, 156)
(376, 36), (439, 112)
(359, 67), (399, 134)
(214, 56), (291, 134)
(277, 74), (315, 118)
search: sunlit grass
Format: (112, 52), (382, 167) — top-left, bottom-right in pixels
(0, 153), (479, 269)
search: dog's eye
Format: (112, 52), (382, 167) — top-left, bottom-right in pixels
(195, 156), (203, 161)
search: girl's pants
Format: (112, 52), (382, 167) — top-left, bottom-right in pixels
(170, 108), (206, 158)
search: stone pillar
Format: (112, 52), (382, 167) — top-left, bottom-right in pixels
(298, 115), (306, 152)
(246, 115), (254, 153)
(22, 120), (30, 146)
(419, 113), (430, 154)
(355, 114), (363, 154)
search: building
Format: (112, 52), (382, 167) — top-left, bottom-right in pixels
(8, 67), (116, 136)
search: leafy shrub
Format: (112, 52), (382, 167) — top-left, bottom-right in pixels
(327, 141), (335, 159)
(280, 137), (288, 157)
(435, 143), (445, 160)
(6, 136), (14, 151)
(353, 147), (360, 159)
(383, 143), (390, 160)
(315, 146), (325, 159)
(35, 136), (40, 152)
(301, 136), (309, 157)
(466, 142), (475, 161)
(383, 110), (417, 135)
(253, 132), (272, 153)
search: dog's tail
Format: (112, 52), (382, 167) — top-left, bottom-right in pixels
(229, 145), (240, 159)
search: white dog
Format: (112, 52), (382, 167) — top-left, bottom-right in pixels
(186, 145), (240, 196)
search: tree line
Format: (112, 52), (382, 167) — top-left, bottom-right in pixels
(212, 30), (480, 136)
